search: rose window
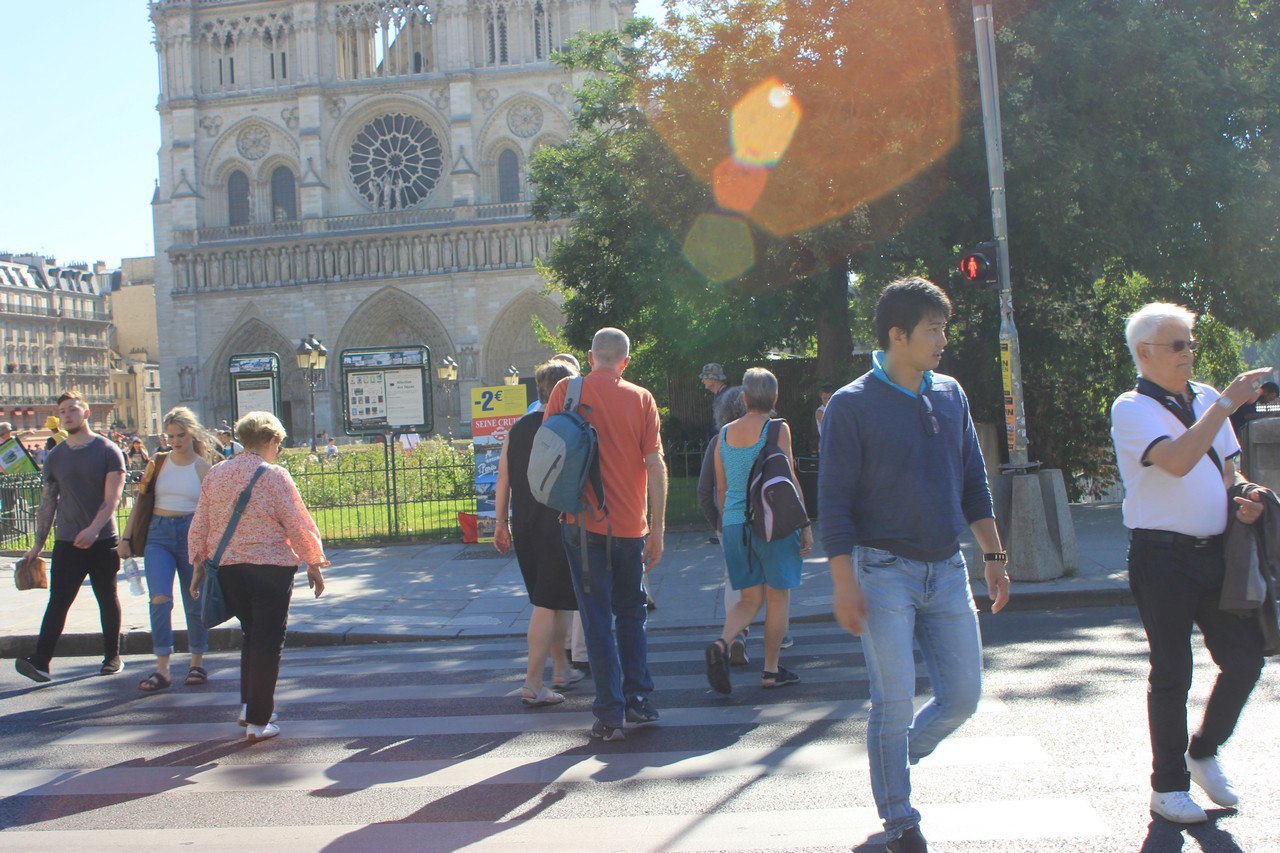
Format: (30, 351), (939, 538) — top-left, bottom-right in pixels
(348, 113), (444, 210)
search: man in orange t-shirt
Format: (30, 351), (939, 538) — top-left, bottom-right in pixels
(543, 327), (667, 741)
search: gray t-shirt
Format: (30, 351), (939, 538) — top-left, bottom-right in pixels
(44, 435), (126, 542)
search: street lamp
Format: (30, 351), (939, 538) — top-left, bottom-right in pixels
(435, 355), (459, 436)
(503, 365), (520, 386)
(296, 334), (327, 450)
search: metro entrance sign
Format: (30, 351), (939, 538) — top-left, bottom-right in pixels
(228, 353), (282, 421)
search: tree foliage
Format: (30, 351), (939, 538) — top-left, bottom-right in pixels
(532, 0), (1280, 493)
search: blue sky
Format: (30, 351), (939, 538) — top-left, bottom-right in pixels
(0, 0), (665, 269)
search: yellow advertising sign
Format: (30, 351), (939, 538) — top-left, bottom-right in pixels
(471, 385), (530, 543)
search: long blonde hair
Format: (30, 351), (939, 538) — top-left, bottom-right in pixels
(162, 406), (218, 461)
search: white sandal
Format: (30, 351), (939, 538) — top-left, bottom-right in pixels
(520, 686), (564, 707)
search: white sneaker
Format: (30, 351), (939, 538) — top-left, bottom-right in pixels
(1150, 790), (1207, 824)
(244, 722), (280, 743)
(1186, 754), (1239, 807)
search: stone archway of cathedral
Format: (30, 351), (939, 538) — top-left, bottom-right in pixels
(205, 317), (307, 439)
(333, 286), (455, 436)
(482, 291), (563, 401)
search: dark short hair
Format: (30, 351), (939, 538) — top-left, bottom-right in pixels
(874, 277), (952, 350)
(56, 389), (87, 407)
(1262, 381), (1279, 395)
(820, 383), (837, 394)
(535, 358), (578, 404)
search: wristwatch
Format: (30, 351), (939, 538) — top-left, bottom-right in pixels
(983, 551), (1007, 563)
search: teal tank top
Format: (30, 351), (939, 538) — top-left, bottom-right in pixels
(719, 421), (767, 527)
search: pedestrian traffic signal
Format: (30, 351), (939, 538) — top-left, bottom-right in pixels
(958, 242), (999, 286)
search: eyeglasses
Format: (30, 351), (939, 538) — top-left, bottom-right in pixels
(920, 394), (939, 437)
(1143, 338), (1199, 353)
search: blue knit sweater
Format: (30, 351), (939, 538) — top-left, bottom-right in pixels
(818, 368), (994, 562)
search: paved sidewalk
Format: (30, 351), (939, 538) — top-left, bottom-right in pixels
(0, 504), (1131, 659)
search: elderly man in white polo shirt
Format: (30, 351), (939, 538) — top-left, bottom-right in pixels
(1111, 302), (1273, 825)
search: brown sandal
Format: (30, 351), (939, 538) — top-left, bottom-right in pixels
(138, 672), (172, 692)
(184, 666), (208, 686)
(704, 638), (732, 694)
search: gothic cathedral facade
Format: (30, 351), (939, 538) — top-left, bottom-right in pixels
(150, 0), (628, 438)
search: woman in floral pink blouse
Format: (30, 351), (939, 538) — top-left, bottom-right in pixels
(189, 411), (328, 743)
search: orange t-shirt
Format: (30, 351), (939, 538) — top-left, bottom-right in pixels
(544, 366), (662, 538)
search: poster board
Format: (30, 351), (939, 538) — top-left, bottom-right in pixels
(229, 353), (282, 421)
(471, 384), (528, 542)
(340, 346), (433, 436)
(0, 436), (39, 474)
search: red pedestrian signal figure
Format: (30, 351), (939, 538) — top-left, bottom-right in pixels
(958, 242), (998, 285)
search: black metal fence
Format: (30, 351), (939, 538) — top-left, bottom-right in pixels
(0, 435), (718, 552)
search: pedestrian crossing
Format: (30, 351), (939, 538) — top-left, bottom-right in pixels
(0, 622), (1146, 850)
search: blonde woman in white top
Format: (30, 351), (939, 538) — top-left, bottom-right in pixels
(120, 408), (215, 691)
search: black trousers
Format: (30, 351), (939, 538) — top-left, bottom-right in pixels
(34, 539), (121, 667)
(1128, 538), (1265, 792)
(218, 564), (295, 727)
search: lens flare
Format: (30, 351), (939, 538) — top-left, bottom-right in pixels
(713, 157), (771, 213)
(650, 0), (962, 238)
(731, 78), (802, 168)
(683, 213), (755, 282)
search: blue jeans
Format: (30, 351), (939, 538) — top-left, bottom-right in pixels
(144, 514), (208, 656)
(855, 545), (983, 838)
(561, 526), (653, 727)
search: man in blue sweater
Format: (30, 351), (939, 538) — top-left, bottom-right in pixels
(818, 278), (1011, 853)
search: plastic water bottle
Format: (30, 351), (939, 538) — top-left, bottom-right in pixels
(123, 558), (145, 597)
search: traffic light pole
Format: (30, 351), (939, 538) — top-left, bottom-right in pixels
(972, 0), (1030, 471)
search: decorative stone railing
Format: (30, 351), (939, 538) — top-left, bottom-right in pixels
(168, 214), (567, 294)
(171, 202), (534, 246)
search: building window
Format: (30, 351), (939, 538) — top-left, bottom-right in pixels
(497, 149), (521, 202)
(228, 170), (251, 226)
(486, 6), (509, 66)
(534, 2), (553, 61)
(271, 166), (298, 221)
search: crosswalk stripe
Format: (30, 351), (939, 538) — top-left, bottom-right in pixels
(51, 697), (1010, 745)
(0, 735), (1051, 798)
(0, 798), (1108, 850)
(195, 641), (873, 681)
(139, 664), (895, 707)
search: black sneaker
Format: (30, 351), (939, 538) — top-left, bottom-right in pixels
(590, 719), (626, 741)
(16, 657), (51, 683)
(886, 825), (928, 852)
(625, 697), (660, 725)
(571, 660), (591, 676)
(99, 656), (124, 675)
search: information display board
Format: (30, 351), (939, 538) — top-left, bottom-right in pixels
(470, 384), (528, 542)
(229, 353), (282, 421)
(0, 436), (39, 474)
(340, 346), (433, 436)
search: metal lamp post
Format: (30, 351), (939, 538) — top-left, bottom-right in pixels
(295, 334), (327, 450)
(435, 355), (459, 436)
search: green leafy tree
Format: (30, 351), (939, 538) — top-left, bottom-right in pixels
(533, 0), (1280, 493)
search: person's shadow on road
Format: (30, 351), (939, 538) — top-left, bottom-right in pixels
(1139, 811), (1245, 853)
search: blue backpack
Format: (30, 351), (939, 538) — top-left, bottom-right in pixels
(527, 377), (609, 588)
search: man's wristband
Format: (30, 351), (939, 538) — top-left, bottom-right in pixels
(983, 551), (1007, 563)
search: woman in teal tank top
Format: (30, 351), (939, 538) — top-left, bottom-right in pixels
(704, 368), (813, 694)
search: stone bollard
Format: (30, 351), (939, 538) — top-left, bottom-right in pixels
(1241, 417), (1280, 493)
(986, 469), (1078, 582)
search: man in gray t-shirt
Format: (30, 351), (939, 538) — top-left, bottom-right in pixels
(16, 392), (126, 683)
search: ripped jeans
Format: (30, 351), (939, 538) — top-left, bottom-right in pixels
(144, 514), (208, 656)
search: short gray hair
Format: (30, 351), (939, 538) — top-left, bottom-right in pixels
(1125, 302), (1197, 368)
(591, 327), (630, 367)
(742, 367), (778, 412)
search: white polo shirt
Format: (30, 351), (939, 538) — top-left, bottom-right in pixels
(1111, 380), (1240, 537)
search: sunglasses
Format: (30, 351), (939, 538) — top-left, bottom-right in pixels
(1144, 338), (1199, 353)
(920, 394), (939, 437)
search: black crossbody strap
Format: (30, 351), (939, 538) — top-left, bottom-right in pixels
(1134, 382), (1223, 475)
(210, 463), (269, 567)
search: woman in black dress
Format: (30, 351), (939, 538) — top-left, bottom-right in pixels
(494, 358), (582, 707)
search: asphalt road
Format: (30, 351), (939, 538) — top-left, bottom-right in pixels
(0, 606), (1276, 851)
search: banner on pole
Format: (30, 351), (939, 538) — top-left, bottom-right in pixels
(470, 385), (527, 543)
